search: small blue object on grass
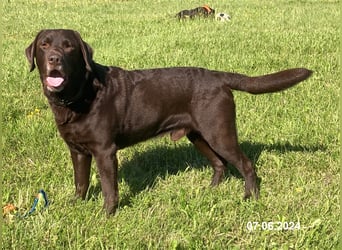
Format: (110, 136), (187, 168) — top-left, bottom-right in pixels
(22, 189), (49, 218)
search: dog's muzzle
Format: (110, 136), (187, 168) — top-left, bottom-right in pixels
(45, 52), (66, 92)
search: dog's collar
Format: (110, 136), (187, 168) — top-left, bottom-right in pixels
(53, 92), (93, 112)
(58, 98), (80, 106)
(202, 5), (212, 13)
(53, 92), (86, 107)
(54, 84), (87, 106)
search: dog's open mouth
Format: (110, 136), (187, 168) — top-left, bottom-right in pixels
(46, 70), (65, 91)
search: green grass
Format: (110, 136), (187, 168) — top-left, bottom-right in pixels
(2, 0), (339, 249)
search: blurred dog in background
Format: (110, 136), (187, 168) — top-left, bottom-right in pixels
(216, 12), (231, 22)
(176, 5), (215, 20)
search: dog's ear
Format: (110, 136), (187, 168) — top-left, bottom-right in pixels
(25, 30), (43, 72)
(74, 31), (94, 72)
(81, 40), (94, 72)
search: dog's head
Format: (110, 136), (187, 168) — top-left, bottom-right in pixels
(201, 5), (215, 16)
(25, 29), (94, 103)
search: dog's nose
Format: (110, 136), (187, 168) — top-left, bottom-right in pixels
(48, 55), (61, 65)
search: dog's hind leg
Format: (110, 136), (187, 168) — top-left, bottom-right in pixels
(194, 93), (259, 199)
(212, 139), (259, 200)
(187, 132), (226, 186)
(203, 121), (259, 199)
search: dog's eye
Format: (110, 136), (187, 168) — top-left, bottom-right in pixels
(62, 40), (73, 51)
(40, 41), (50, 50)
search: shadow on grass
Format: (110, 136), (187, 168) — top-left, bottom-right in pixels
(88, 141), (324, 207)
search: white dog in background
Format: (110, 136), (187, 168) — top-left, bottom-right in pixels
(216, 12), (231, 22)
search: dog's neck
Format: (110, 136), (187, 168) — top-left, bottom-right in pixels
(202, 5), (212, 13)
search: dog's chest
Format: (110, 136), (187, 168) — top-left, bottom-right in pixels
(52, 107), (98, 154)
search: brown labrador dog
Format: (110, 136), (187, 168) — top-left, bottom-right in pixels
(25, 29), (312, 215)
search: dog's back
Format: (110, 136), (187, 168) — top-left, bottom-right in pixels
(176, 9), (191, 19)
(176, 5), (215, 20)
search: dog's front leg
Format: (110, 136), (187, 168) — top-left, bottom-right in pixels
(70, 151), (92, 200)
(94, 145), (119, 215)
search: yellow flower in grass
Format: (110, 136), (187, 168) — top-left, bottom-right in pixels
(27, 108), (41, 119)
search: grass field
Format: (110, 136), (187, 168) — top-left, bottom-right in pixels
(2, 0), (340, 249)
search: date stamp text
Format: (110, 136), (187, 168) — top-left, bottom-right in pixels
(246, 221), (301, 231)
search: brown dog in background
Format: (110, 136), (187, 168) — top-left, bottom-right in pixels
(25, 29), (312, 215)
(176, 5), (215, 19)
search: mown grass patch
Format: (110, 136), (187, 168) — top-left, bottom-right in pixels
(2, 0), (339, 249)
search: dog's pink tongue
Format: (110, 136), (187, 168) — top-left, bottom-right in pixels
(46, 77), (64, 87)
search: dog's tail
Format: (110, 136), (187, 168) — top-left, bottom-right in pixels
(225, 68), (313, 94)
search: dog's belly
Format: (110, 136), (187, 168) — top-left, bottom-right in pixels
(115, 112), (193, 149)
